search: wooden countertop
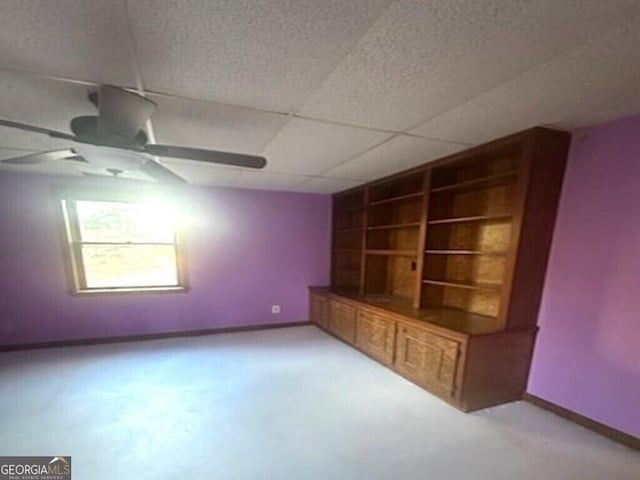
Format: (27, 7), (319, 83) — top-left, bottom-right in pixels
(309, 286), (507, 337)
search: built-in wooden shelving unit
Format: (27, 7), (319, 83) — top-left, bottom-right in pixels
(321, 127), (571, 411)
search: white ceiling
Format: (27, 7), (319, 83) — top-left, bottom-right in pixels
(0, 0), (638, 193)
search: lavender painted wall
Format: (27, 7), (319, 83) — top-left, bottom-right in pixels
(0, 172), (331, 346)
(528, 114), (640, 437)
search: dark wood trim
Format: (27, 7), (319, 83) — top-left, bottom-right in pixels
(359, 186), (369, 295)
(413, 168), (431, 308)
(0, 321), (311, 352)
(524, 393), (639, 451)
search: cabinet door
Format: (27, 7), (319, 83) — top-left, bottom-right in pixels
(310, 294), (329, 330)
(395, 325), (460, 397)
(328, 300), (357, 345)
(356, 310), (396, 365)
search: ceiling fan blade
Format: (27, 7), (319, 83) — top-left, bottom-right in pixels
(98, 85), (156, 141)
(143, 144), (267, 169)
(80, 171), (105, 178)
(139, 159), (187, 184)
(1, 149), (81, 165)
(0, 118), (78, 141)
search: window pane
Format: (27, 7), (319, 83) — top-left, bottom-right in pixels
(81, 245), (178, 288)
(76, 200), (176, 243)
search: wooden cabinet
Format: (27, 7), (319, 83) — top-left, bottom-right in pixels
(394, 325), (460, 398)
(328, 300), (357, 344)
(312, 127), (569, 411)
(310, 287), (537, 411)
(310, 294), (329, 330)
(356, 310), (396, 365)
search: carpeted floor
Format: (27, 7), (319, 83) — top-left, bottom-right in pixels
(0, 325), (637, 479)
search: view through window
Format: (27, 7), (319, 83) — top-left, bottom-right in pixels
(62, 199), (184, 292)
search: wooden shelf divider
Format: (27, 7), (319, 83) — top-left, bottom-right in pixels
(368, 191), (424, 206)
(425, 249), (507, 256)
(427, 214), (511, 225)
(430, 171), (518, 193)
(366, 249), (418, 256)
(422, 278), (502, 291)
(366, 222), (421, 231)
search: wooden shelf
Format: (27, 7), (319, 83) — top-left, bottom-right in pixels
(366, 222), (421, 231)
(366, 249), (417, 256)
(334, 227), (364, 233)
(368, 191), (424, 207)
(428, 214), (511, 225)
(423, 279), (502, 291)
(431, 171), (518, 194)
(333, 248), (361, 253)
(425, 249), (507, 256)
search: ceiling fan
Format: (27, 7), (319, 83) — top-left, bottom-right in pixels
(0, 85), (267, 183)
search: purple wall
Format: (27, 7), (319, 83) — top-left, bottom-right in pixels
(528, 114), (640, 437)
(0, 172), (331, 346)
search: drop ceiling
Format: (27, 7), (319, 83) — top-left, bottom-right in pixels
(0, 0), (638, 193)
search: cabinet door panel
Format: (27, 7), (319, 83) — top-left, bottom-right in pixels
(329, 301), (357, 344)
(395, 325), (460, 397)
(310, 295), (329, 330)
(356, 310), (396, 365)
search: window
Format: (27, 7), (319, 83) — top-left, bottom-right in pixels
(61, 196), (187, 293)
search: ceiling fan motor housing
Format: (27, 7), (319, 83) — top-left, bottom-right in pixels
(97, 85), (156, 141)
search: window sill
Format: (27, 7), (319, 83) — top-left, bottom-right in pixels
(70, 286), (190, 296)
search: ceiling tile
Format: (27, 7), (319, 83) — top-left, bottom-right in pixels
(148, 94), (289, 155)
(412, 24), (640, 144)
(128, 0), (392, 111)
(262, 118), (390, 176)
(299, 0), (639, 131)
(0, 72), (96, 150)
(161, 159), (241, 187)
(0, 0), (136, 85)
(325, 135), (467, 181)
(232, 170), (310, 191)
(293, 177), (363, 194)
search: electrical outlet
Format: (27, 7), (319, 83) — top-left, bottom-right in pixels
(271, 305), (281, 314)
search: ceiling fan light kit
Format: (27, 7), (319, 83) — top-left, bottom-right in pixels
(0, 85), (268, 183)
